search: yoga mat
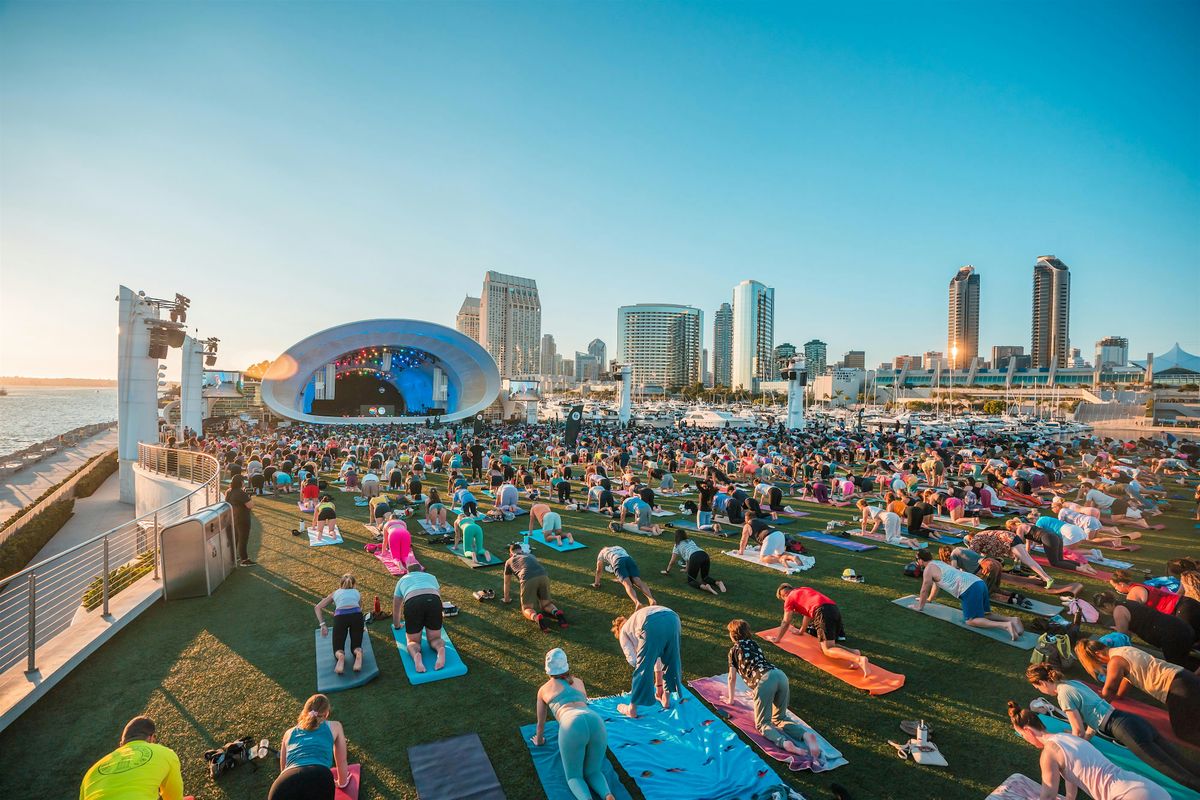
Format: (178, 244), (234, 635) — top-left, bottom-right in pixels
(986, 773), (1055, 800)
(314, 629), (379, 693)
(792, 530), (878, 552)
(1083, 551), (1134, 569)
(1033, 555), (1112, 581)
(756, 628), (905, 695)
(529, 528), (587, 552)
(447, 545), (503, 567)
(391, 627), (468, 684)
(892, 595), (1038, 649)
(850, 530), (920, 550)
(991, 593), (1063, 617)
(408, 732), (503, 800)
(417, 519), (453, 536)
(1107, 688), (1200, 754)
(667, 519), (731, 537)
(620, 523), (664, 537)
(297, 501), (315, 513)
(723, 549), (815, 574)
(333, 764), (362, 800)
(371, 547), (406, 576)
(767, 507), (811, 518)
(716, 515), (796, 527)
(520, 721), (633, 800)
(688, 674), (848, 772)
(650, 509), (676, 517)
(1038, 714), (1199, 800)
(590, 689), (790, 800)
(307, 527), (343, 546)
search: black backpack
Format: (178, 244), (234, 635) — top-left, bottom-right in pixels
(203, 737), (257, 780)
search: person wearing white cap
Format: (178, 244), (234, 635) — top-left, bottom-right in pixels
(531, 649), (615, 800)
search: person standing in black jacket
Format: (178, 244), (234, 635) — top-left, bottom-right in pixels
(225, 475), (255, 566)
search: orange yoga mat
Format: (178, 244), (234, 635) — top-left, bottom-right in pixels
(756, 628), (905, 695)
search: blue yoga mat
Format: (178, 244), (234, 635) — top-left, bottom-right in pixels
(793, 530), (878, 552)
(530, 528), (587, 552)
(1038, 715), (1199, 800)
(590, 689), (788, 800)
(391, 626), (468, 684)
(520, 721), (633, 800)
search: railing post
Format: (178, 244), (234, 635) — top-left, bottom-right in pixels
(186, 494), (192, 516)
(152, 512), (160, 580)
(25, 573), (36, 673)
(102, 535), (110, 617)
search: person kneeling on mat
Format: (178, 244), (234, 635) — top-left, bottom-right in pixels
(530, 502), (574, 547)
(726, 619), (826, 765)
(1006, 700), (1170, 800)
(271, 694), (352, 799)
(392, 566), (446, 673)
(661, 530), (725, 594)
(618, 493), (661, 536)
(311, 495), (338, 539)
(612, 605), (683, 719)
(770, 584), (869, 676)
(531, 648), (616, 800)
(455, 517), (493, 566)
(383, 518), (422, 573)
(504, 544), (568, 632)
(856, 499), (919, 549)
(914, 549), (1025, 641)
(737, 517), (808, 574)
(314, 573), (366, 675)
(592, 545), (655, 608)
(1025, 662), (1200, 791)
(80, 715), (186, 800)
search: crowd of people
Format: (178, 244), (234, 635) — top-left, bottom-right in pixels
(79, 417), (1200, 800)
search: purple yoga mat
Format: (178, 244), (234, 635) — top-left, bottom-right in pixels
(688, 675), (847, 773)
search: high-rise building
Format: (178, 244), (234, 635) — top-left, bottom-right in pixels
(840, 350), (865, 370)
(539, 334), (557, 375)
(712, 303), (733, 387)
(455, 296), (481, 342)
(702, 348), (711, 387)
(803, 339), (827, 376)
(587, 339), (607, 372)
(616, 304), (703, 389)
(480, 271), (542, 377)
(774, 342), (797, 373)
(947, 265), (980, 368)
(1031, 255), (1071, 369)
(574, 352), (601, 382)
(553, 353), (564, 376)
(731, 280), (775, 390)
(991, 345), (1024, 368)
(894, 355), (923, 369)
(922, 351), (946, 370)
(1069, 347), (1087, 368)
(561, 358), (574, 377)
(1095, 336), (1129, 369)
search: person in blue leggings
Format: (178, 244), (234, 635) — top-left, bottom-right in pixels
(612, 605), (683, 718)
(531, 648), (616, 800)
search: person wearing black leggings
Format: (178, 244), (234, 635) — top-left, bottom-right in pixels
(269, 694), (350, 800)
(1026, 663), (1200, 791)
(661, 530), (726, 595)
(1094, 592), (1200, 671)
(314, 575), (365, 675)
(1007, 519), (1099, 577)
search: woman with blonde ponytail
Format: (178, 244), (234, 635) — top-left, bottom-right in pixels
(269, 694), (350, 799)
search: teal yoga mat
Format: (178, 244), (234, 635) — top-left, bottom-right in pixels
(447, 545), (503, 567)
(520, 721), (632, 800)
(391, 627), (467, 684)
(591, 688), (791, 800)
(529, 528), (587, 552)
(891, 595), (1039, 650)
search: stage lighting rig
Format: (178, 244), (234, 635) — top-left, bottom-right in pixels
(201, 337), (220, 367)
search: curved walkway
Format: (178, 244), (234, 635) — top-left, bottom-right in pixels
(0, 429), (119, 527)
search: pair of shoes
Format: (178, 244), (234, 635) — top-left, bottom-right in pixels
(238, 559), (256, 566)
(473, 589), (496, 601)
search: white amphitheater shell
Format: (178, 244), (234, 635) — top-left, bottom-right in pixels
(260, 319), (500, 425)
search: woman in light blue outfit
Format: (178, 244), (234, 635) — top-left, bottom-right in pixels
(531, 648), (615, 800)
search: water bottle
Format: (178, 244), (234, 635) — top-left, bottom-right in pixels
(522, 532), (531, 553)
(298, 518), (305, 533)
(916, 719), (929, 746)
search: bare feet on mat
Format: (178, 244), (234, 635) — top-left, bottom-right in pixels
(334, 652), (345, 675)
(617, 703), (638, 718)
(353, 649), (363, 672)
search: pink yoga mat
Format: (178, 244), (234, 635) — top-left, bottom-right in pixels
(334, 764), (361, 800)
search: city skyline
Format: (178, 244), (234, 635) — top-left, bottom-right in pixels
(1, 2), (1196, 379)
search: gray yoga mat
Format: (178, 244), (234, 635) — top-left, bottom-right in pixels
(892, 595), (1039, 650)
(409, 732), (506, 800)
(314, 628), (380, 693)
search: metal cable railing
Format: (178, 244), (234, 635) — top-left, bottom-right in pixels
(0, 444), (219, 674)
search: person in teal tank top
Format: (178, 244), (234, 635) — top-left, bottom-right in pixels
(269, 694), (350, 800)
(530, 648), (615, 800)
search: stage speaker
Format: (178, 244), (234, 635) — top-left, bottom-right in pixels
(167, 329), (186, 348)
(427, 407), (446, 416)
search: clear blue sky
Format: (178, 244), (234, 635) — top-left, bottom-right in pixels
(1, 0), (1197, 379)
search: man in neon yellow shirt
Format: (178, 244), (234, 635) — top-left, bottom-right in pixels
(80, 716), (184, 800)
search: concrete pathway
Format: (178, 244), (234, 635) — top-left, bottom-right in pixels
(0, 429), (119, 527)
(30, 473), (133, 564)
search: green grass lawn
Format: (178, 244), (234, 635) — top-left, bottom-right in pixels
(3, 473), (1196, 800)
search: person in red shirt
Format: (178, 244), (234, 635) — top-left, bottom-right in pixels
(769, 584), (870, 677)
(1109, 571), (1181, 614)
